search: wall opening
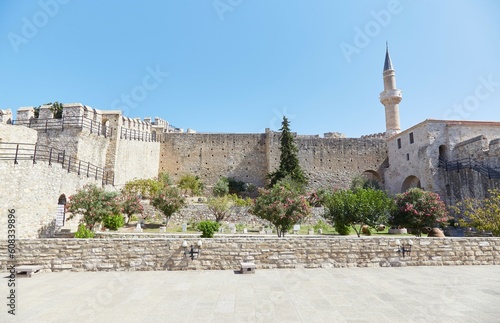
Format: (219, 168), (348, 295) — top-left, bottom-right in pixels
(102, 118), (110, 136)
(439, 145), (449, 161)
(401, 176), (421, 192)
(361, 170), (383, 189)
(56, 194), (67, 227)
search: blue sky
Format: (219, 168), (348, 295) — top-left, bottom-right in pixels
(1, 0), (500, 137)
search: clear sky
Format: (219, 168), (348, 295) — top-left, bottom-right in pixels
(1, 0), (500, 137)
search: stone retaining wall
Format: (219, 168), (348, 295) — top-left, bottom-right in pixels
(2, 237), (499, 272)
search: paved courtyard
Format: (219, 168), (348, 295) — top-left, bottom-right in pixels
(2, 265), (500, 322)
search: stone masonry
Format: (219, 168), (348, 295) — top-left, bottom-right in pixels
(1, 237), (498, 272)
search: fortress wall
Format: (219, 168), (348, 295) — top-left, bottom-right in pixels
(3, 237), (499, 272)
(443, 168), (500, 204)
(112, 138), (161, 188)
(0, 159), (114, 239)
(160, 133), (268, 188)
(36, 130), (110, 169)
(294, 136), (387, 190)
(160, 131), (388, 190)
(0, 123), (37, 143)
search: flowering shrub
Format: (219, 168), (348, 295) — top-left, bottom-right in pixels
(151, 186), (185, 228)
(250, 185), (311, 237)
(119, 194), (144, 224)
(67, 184), (119, 230)
(391, 188), (448, 236)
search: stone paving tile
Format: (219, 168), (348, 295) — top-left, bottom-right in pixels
(2, 266), (500, 322)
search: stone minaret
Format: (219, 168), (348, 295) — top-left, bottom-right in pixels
(379, 43), (402, 137)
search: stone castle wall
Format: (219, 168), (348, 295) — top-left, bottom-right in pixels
(113, 138), (160, 188)
(0, 158), (109, 239)
(160, 133), (269, 187)
(160, 131), (388, 190)
(1, 237), (498, 272)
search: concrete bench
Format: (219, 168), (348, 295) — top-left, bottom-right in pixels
(16, 265), (44, 278)
(240, 262), (256, 274)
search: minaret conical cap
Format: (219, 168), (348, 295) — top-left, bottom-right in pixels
(383, 42), (394, 71)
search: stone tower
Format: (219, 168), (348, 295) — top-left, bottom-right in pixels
(380, 43), (402, 137)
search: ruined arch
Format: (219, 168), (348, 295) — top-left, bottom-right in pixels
(361, 170), (382, 183)
(401, 175), (421, 192)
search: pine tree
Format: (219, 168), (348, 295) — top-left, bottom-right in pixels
(268, 117), (307, 188)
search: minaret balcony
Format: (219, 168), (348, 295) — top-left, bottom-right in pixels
(379, 89), (402, 102)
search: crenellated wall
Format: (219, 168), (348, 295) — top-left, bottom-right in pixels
(1, 237), (499, 272)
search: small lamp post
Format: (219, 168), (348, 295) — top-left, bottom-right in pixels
(395, 239), (413, 258)
(183, 240), (202, 260)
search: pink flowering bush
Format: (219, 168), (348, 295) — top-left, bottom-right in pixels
(66, 184), (119, 230)
(391, 188), (448, 236)
(250, 185), (311, 237)
(119, 194), (144, 224)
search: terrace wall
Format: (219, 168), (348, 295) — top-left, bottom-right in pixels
(2, 237), (498, 272)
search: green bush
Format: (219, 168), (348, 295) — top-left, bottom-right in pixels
(74, 224), (95, 238)
(334, 222), (350, 235)
(103, 214), (125, 231)
(197, 220), (220, 238)
(213, 177), (230, 197)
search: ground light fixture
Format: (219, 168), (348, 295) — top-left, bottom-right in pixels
(182, 240), (202, 260)
(395, 239), (413, 257)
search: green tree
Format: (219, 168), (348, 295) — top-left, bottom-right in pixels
(50, 101), (63, 119)
(323, 188), (393, 237)
(122, 178), (163, 199)
(151, 186), (185, 227)
(66, 184), (119, 230)
(391, 188), (448, 237)
(212, 177), (229, 197)
(250, 185), (311, 237)
(207, 194), (251, 223)
(178, 174), (204, 196)
(268, 117), (307, 188)
(452, 189), (500, 236)
(207, 195), (233, 223)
